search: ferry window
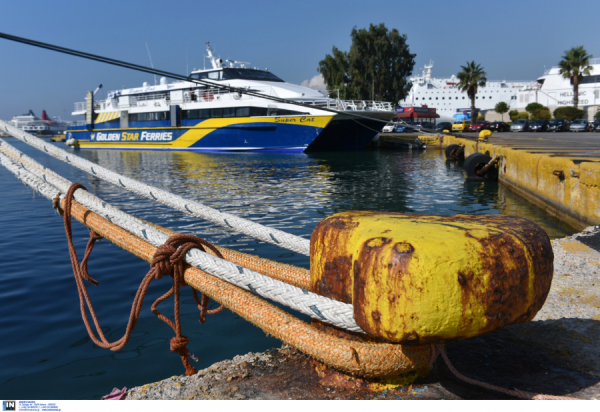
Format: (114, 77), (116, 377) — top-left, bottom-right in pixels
(223, 108), (236, 118)
(210, 108), (223, 117)
(199, 109), (211, 118)
(482, 97), (485, 99)
(184, 110), (199, 119)
(190, 72), (209, 80)
(442, 97), (445, 100)
(462, 97), (465, 99)
(250, 107), (268, 116)
(489, 96), (492, 99)
(429, 97), (432, 100)
(220, 68), (284, 82)
(277, 109), (309, 116)
(436, 97), (438, 100)
(130, 112), (170, 121)
(208, 71), (221, 80)
(456, 97), (458, 99)
(236, 107), (250, 117)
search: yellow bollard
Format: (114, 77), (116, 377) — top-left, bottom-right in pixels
(310, 212), (553, 345)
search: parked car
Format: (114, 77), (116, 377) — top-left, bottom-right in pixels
(452, 120), (470, 132)
(469, 121), (491, 132)
(570, 119), (591, 132)
(382, 122), (397, 133)
(413, 121), (434, 131)
(593, 119), (600, 132)
(434, 122), (453, 132)
(489, 122), (510, 132)
(395, 121), (416, 133)
(547, 118), (570, 132)
(530, 119), (549, 132)
(510, 119), (530, 132)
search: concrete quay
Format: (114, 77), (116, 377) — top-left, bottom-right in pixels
(126, 226), (600, 400)
(442, 132), (600, 231)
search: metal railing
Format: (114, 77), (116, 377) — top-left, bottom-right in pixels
(73, 90), (394, 113)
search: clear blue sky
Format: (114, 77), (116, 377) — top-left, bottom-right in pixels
(1, 0), (598, 121)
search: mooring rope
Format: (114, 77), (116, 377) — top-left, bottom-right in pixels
(0, 149), (582, 397)
(433, 344), (578, 400)
(0, 144), (363, 333)
(0, 121), (311, 256)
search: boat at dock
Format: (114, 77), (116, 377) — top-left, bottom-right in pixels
(66, 43), (394, 152)
(9, 110), (70, 135)
(398, 61), (532, 123)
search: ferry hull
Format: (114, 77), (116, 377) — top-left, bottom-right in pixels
(306, 112), (394, 152)
(67, 116), (334, 153)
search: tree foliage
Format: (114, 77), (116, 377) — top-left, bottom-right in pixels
(525, 103), (544, 114)
(318, 46), (351, 99)
(558, 46), (593, 108)
(318, 23), (416, 103)
(509, 110), (519, 122)
(531, 109), (551, 121)
(457, 61), (487, 124)
(516, 112), (529, 120)
(494, 101), (509, 121)
(554, 106), (584, 121)
(595, 111), (600, 119)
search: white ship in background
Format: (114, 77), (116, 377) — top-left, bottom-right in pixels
(398, 61), (531, 123)
(513, 58), (600, 118)
(9, 110), (70, 135)
(399, 58), (600, 122)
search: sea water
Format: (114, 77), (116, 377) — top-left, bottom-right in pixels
(0, 139), (574, 399)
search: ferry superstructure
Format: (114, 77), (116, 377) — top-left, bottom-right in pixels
(67, 43), (394, 152)
(398, 61), (533, 122)
(513, 58), (600, 117)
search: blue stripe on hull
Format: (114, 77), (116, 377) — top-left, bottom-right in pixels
(67, 122), (323, 152)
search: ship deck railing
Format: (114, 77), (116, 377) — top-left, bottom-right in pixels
(73, 90), (393, 114)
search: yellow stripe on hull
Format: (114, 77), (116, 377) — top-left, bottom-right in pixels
(73, 115), (335, 150)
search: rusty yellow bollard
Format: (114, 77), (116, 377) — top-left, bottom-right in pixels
(310, 212), (553, 344)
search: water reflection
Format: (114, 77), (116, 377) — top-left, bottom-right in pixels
(80, 149), (573, 240)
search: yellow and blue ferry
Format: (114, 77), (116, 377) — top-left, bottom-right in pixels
(66, 43), (394, 152)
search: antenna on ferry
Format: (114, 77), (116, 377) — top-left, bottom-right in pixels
(144, 39), (158, 85)
(205, 42), (222, 69)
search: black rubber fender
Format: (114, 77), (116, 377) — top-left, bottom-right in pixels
(445, 144), (464, 161)
(463, 153), (498, 181)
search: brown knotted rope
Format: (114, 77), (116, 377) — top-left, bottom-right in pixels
(62, 183), (223, 376)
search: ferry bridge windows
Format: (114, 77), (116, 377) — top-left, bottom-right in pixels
(210, 108), (223, 117)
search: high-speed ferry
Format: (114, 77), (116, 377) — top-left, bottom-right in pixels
(67, 43), (394, 152)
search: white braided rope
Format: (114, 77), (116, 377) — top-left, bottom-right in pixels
(0, 141), (364, 333)
(0, 121), (311, 256)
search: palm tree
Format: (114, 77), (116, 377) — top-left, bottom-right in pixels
(457, 61), (487, 125)
(559, 46), (593, 108)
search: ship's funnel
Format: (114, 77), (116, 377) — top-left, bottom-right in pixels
(41, 110), (49, 121)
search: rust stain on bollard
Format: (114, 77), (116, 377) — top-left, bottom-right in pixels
(310, 212), (554, 345)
